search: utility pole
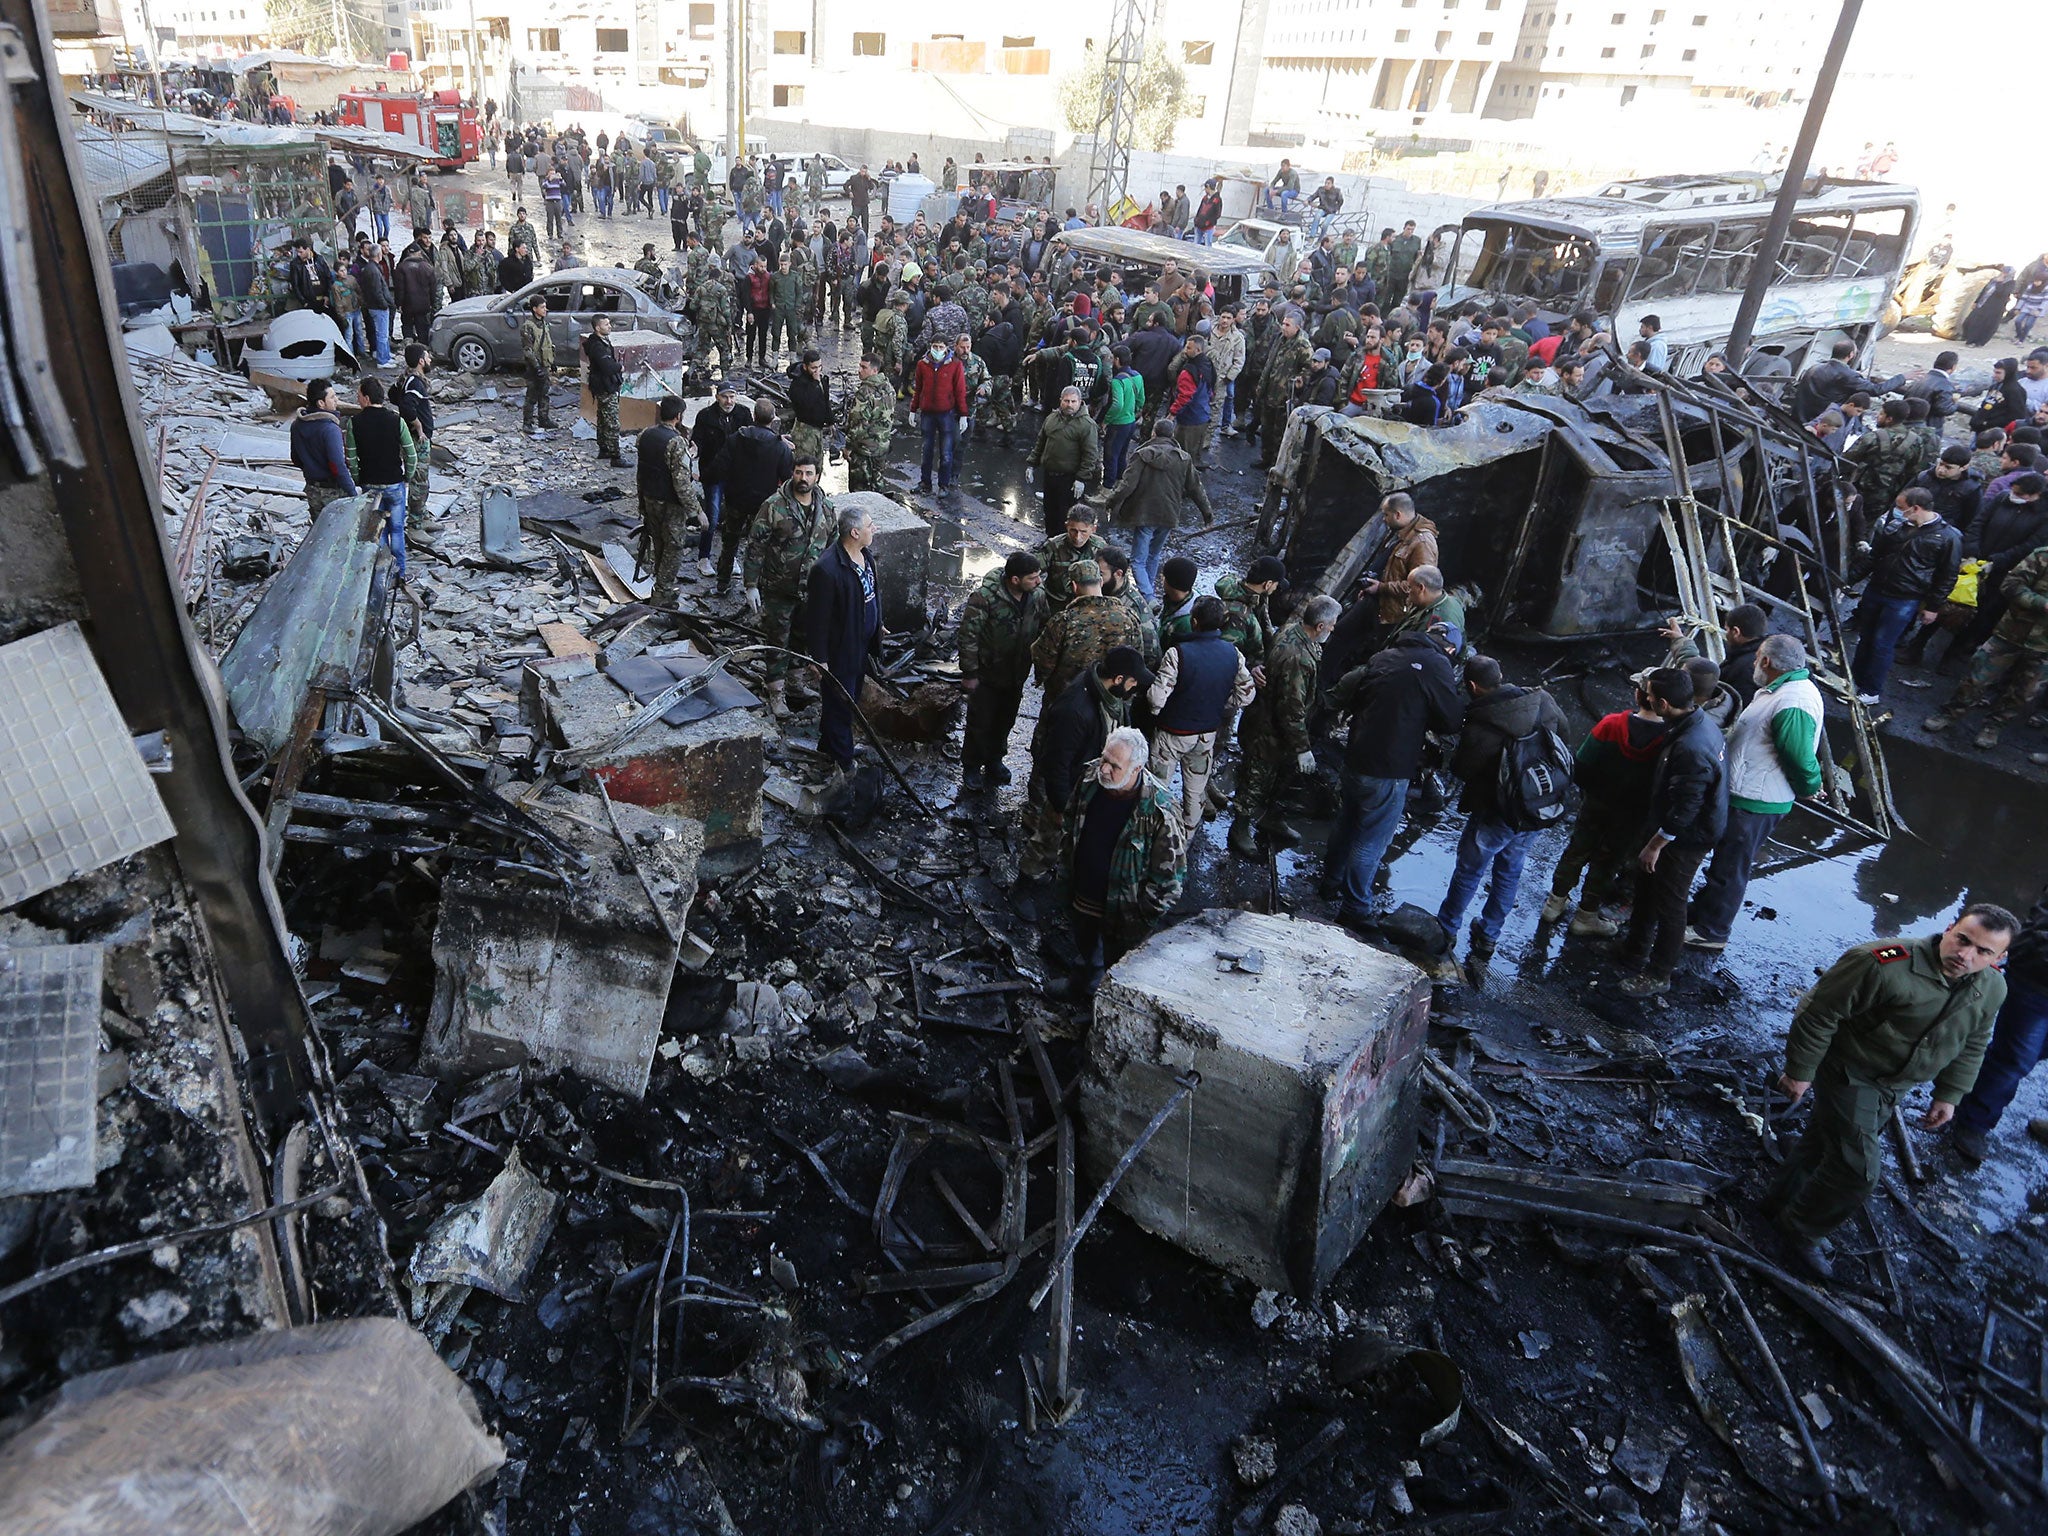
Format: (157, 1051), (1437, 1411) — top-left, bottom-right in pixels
(726, 0), (744, 158)
(1084, 0), (1144, 226)
(1723, 0), (1862, 369)
(131, 0), (169, 108)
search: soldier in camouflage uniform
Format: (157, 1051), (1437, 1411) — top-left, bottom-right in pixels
(873, 292), (910, 384)
(1038, 507), (1111, 612)
(957, 550), (1049, 788)
(955, 332), (990, 434)
(519, 295), (555, 433)
(1256, 309), (1313, 468)
(583, 314), (625, 464)
(1363, 230), (1394, 296)
(508, 210), (540, 265)
(805, 154), (828, 219)
(1926, 546), (2048, 750)
(1230, 598), (1340, 858)
(1099, 549), (1160, 670)
(691, 268), (734, 368)
(742, 458), (836, 715)
(1843, 399), (1928, 527)
(958, 267), (990, 335)
(464, 232), (499, 295)
(636, 395), (702, 606)
(435, 228), (467, 302)
(634, 243), (665, 285)
(1209, 557), (1288, 792)
(845, 353), (896, 493)
(1032, 561), (1145, 701)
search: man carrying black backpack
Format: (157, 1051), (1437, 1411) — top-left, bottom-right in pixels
(1435, 654), (1569, 972)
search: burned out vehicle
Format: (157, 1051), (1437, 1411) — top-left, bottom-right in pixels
(1266, 383), (1854, 642)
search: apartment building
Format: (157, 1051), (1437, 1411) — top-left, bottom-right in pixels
(1254, 0), (1524, 133)
(151, 0), (268, 53)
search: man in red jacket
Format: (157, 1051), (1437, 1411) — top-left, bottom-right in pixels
(913, 336), (968, 493)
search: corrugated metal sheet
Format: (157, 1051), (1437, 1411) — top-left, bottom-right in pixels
(73, 123), (172, 201)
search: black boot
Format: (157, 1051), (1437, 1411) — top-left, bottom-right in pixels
(1227, 818), (1261, 860)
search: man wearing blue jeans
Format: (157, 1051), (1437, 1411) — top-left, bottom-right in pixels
(1321, 622), (1465, 928)
(1434, 655), (1566, 966)
(1849, 487), (1959, 704)
(1950, 891), (2048, 1163)
(343, 376), (418, 577)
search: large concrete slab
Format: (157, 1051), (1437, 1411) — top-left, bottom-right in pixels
(837, 491), (930, 632)
(421, 797), (702, 1098)
(535, 661), (766, 877)
(1081, 909), (1431, 1297)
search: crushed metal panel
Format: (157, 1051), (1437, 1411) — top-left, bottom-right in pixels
(409, 1148), (562, 1300)
(219, 495), (383, 755)
(421, 799), (703, 1098)
(0, 623), (176, 908)
(0, 943), (105, 1196)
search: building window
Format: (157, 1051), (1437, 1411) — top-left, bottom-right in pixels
(1651, 8), (1665, 20)
(689, 3), (714, 39)
(773, 31), (805, 54)
(852, 31), (885, 56)
(1692, 12), (1706, 21)
(1611, 10), (1625, 21)
(1600, 45), (1614, 56)
(1478, 31), (1492, 42)
(1188, 94), (1207, 115)
(595, 27), (627, 52)
(1640, 42), (1654, 56)
(528, 27), (559, 50)
(1003, 35), (1036, 48)
(1682, 47), (1695, 59)
(1182, 40), (1214, 64)
(1621, 84), (1637, 103)
(773, 84), (804, 106)
(1522, 44), (1532, 56)
(1395, 29), (1410, 41)
(1435, 29), (1451, 48)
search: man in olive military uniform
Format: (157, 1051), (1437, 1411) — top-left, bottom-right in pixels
(1256, 309), (1313, 469)
(742, 456), (836, 717)
(1386, 221), (1422, 303)
(1038, 505), (1111, 613)
(435, 227), (468, 302)
(691, 268), (734, 367)
(770, 256), (812, 357)
(583, 313), (625, 464)
(1766, 906), (2016, 1278)
(1231, 596), (1340, 859)
(520, 295), (555, 434)
(845, 352), (897, 492)
(958, 550), (1049, 789)
(1032, 560), (1145, 702)
(1926, 543), (2048, 750)
(637, 395), (702, 606)
(634, 243), (665, 284)
(507, 209), (540, 265)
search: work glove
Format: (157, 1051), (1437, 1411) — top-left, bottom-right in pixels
(1296, 751), (1317, 774)
(744, 587), (762, 616)
(1023, 465), (1034, 484)
(1073, 481), (1086, 497)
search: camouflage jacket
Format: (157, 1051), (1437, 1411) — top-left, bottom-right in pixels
(508, 218), (540, 258)
(958, 282), (989, 332)
(960, 350), (990, 404)
(1259, 333), (1313, 406)
(1244, 620), (1323, 755)
(463, 246), (497, 294)
(434, 242), (465, 295)
(1158, 596), (1196, 653)
(693, 276), (733, 330)
(1996, 546), (2048, 654)
(957, 568), (1049, 684)
(1844, 424), (1927, 507)
(1061, 769), (1187, 934)
(635, 256), (665, 281)
(520, 314), (554, 371)
(742, 483), (836, 597)
(1032, 593), (1143, 698)
(1037, 533), (1110, 611)
(1362, 243), (1392, 287)
(872, 309), (906, 365)
(1114, 582), (1161, 668)
(683, 246), (715, 289)
(846, 374), (895, 456)
(1213, 574), (1271, 667)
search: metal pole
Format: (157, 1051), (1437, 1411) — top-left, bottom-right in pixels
(132, 0), (169, 109)
(1723, 0), (1862, 369)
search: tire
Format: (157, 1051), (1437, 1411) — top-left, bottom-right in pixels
(452, 334), (494, 374)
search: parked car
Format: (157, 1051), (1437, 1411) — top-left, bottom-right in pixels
(430, 267), (688, 374)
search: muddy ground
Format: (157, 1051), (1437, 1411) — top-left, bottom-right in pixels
(277, 168), (2048, 1534)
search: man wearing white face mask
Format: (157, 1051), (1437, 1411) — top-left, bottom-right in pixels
(1061, 727), (1186, 996)
(912, 333), (969, 493)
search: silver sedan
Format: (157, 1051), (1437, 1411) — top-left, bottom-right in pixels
(429, 267), (688, 374)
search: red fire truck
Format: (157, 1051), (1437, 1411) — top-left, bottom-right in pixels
(336, 88), (480, 171)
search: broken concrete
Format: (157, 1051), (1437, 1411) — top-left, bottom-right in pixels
(421, 795), (703, 1098)
(535, 662), (766, 877)
(837, 491), (932, 632)
(1082, 910), (1432, 1296)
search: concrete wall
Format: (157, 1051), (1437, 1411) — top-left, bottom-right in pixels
(741, 114), (1050, 177)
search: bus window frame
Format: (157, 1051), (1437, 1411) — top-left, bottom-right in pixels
(1842, 203), (1916, 282)
(1627, 219), (1716, 304)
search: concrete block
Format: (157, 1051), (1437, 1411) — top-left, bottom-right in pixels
(422, 798), (702, 1098)
(836, 491), (930, 631)
(1081, 909), (1431, 1297)
(536, 667), (766, 877)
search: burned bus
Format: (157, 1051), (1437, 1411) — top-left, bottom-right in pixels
(1427, 174), (1918, 374)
